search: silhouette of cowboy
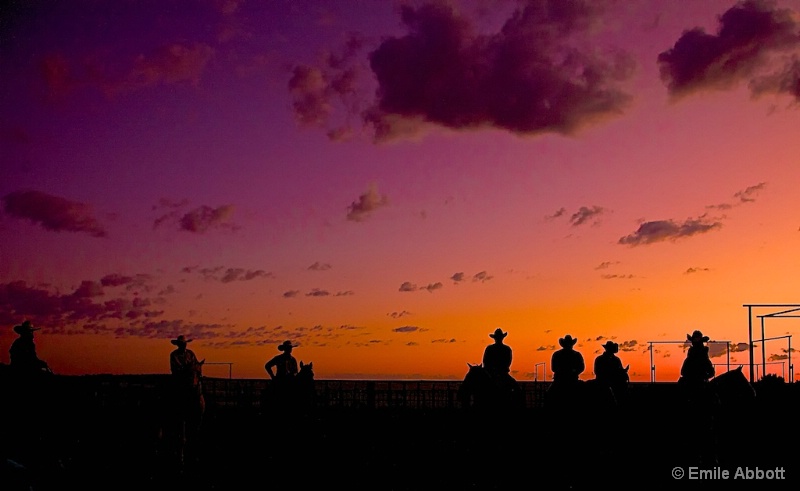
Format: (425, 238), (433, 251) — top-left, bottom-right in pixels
(9, 321), (51, 377)
(678, 330), (719, 465)
(551, 334), (584, 383)
(167, 335), (205, 468)
(594, 340), (629, 401)
(264, 340), (300, 414)
(169, 335), (204, 392)
(679, 330), (716, 406)
(265, 340), (299, 381)
(483, 328), (513, 380)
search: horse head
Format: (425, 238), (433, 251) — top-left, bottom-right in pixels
(711, 365), (756, 406)
(298, 361), (314, 380)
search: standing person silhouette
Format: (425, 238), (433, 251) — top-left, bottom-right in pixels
(265, 340), (299, 413)
(265, 340), (299, 381)
(594, 340), (629, 404)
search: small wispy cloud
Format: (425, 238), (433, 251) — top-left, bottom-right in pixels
(618, 215), (722, 246)
(570, 205), (606, 226)
(346, 183), (389, 222)
(308, 261), (332, 271)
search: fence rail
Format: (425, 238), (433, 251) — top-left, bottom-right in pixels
(38, 374), (554, 411)
(201, 378), (551, 410)
(16, 374), (794, 414)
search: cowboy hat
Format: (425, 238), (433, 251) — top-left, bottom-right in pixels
(170, 335), (192, 345)
(489, 328), (507, 340)
(601, 340), (619, 352)
(559, 334), (578, 347)
(687, 330), (709, 343)
(278, 340), (297, 351)
(13, 320), (40, 335)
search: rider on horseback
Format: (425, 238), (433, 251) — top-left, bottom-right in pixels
(594, 340), (629, 403)
(679, 330), (716, 403)
(9, 320), (51, 377)
(170, 335), (204, 391)
(551, 334), (585, 384)
(483, 328), (516, 388)
(546, 334), (585, 411)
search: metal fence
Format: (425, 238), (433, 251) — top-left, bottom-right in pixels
(35, 375), (774, 413)
(202, 378), (551, 410)
(45, 375), (551, 411)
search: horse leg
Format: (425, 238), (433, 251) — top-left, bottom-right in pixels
(184, 397), (205, 467)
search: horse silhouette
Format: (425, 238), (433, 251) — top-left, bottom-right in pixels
(674, 366), (755, 466)
(457, 363), (524, 411)
(294, 360), (316, 414)
(607, 364), (631, 405)
(544, 379), (619, 415)
(262, 360), (316, 417)
(711, 365), (755, 406)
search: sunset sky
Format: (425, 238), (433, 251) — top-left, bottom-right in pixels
(2, 0), (800, 382)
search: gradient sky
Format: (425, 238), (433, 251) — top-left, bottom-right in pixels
(2, 0), (800, 382)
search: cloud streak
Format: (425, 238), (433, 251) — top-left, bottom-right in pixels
(618, 216), (722, 246)
(2, 190), (108, 237)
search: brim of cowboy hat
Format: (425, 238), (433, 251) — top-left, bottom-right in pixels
(14, 326), (41, 333)
(171, 339), (192, 345)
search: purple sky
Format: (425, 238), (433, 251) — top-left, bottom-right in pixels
(2, 0), (800, 381)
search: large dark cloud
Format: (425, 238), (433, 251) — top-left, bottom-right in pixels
(2, 189), (108, 237)
(290, 0), (635, 143)
(365, 1), (635, 141)
(658, 0), (800, 99)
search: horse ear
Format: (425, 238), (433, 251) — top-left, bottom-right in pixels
(300, 361), (305, 368)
